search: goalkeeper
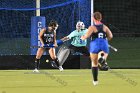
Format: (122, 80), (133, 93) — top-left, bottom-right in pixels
(57, 21), (89, 71)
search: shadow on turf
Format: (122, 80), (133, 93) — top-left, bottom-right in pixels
(1, 85), (62, 88)
(108, 69), (138, 87)
(24, 71), (68, 86)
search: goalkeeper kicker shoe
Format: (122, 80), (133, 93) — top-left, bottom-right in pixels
(59, 66), (64, 71)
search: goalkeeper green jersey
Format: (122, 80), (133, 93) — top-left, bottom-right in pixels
(67, 29), (88, 47)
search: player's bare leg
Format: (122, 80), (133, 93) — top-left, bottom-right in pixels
(90, 53), (99, 86)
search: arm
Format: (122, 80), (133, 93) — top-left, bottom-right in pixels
(39, 28), (46, 46)
(105, 25), (113, 40)
(55, 36), (69, 46)
(56, 35), (71, 46)
(56, 31), (76, 46)
(61, 31), (75, 41)
(61, 36), (70, 42)
(53, 30), (58, 47)
(81, 26), (96, 40)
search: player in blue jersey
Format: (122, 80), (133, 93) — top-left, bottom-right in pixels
(33, 20), (59, 72)
(81, 12), (113, 85)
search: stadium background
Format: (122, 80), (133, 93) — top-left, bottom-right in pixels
(0, 0), (140, 69)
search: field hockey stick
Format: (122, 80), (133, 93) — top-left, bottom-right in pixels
(30, 38), (71, 48)
(108, 44), (118, 52)
(30, 44), (54, 48)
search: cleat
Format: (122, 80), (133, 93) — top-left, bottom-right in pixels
(51, 61), (59, 68)
(98, 57), (105, 65)
(33, 68), (39, 73)
(98, 54), (109, 71)
(93, 81), (98, 86)
(55, 58), (60, 67)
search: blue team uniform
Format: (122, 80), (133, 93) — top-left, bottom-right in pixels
(90, 24), (109, 54)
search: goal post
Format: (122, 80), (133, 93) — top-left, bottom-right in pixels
(91, 0), (94, 25)
(36, 0), (40, 16)
(30, 0), (46, 55)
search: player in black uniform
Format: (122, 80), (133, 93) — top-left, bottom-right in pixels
(33, 20), (59, 72)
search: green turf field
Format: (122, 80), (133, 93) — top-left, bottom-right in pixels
(0, 69), (139, 93)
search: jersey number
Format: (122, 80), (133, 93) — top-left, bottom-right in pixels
(98, 33), (104, 38)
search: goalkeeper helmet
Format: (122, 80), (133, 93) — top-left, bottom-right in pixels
(76, 21), (85, 30)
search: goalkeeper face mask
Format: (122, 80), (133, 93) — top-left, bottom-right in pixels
(76, 21), (85, 31)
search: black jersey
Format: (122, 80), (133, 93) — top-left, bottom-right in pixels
(91, 24), (107, 40)
(42, 29), (54, 44)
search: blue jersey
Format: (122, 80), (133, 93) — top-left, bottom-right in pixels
(89, 24), (109, 54)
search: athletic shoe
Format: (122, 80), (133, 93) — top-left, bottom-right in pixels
(101, 63), (109, 71)
(33, 68), (39, 73)
(55, 58), (60, 67)
(93, 81), (98, 86)
(59, 66), (64, 71)
(98, 57), (105, 65)
(98, 57), (109, 71)
(51, 61), (59, 68)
